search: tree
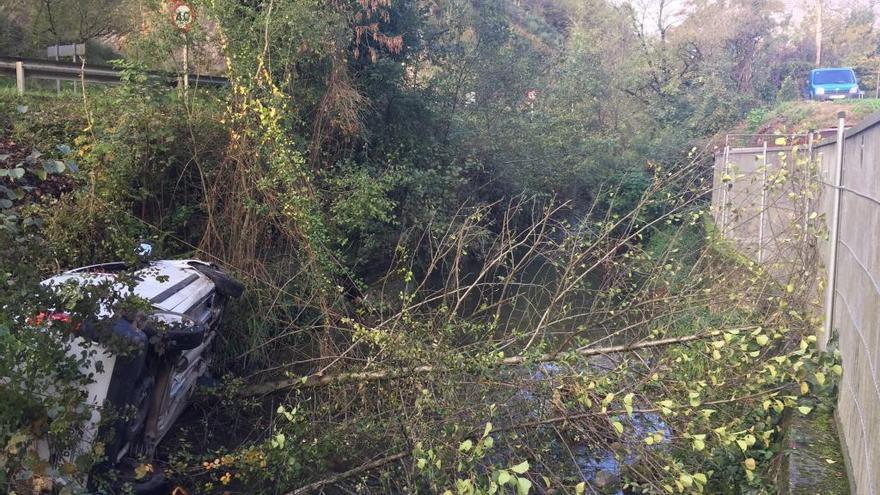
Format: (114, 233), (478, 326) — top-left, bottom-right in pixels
(32, 0), (133, 48)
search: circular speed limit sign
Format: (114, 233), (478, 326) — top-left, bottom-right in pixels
(170, 1), (195, 31)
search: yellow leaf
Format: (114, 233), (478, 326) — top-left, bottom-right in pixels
(135, 463), (154, 480)
(744, 458), (756, 471)
(575, 482), (586, 495)
(680, 474), (693, 488)
(815, 372), (826, 385)
(612, 420), (624, 435)
(800, 382), (809, 395)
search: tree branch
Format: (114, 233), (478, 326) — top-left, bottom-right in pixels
(285, 452), (407, 495)
(242, 328), (753, 396)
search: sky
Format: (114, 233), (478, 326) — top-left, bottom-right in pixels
(784, 0), (880, 24)
(621, 0), (880, 34)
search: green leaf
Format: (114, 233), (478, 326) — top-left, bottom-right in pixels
(11, 167), (25, 179)
(25, 150), (41, 164)
(623, 392), (634, 416)
(497, 471), (511, 486)
(0, 199), (12, 209)
(797, 406), (813, 416)
(416, 458), (426, 469)
(43, 160), (65, 174)
(483, 422), (493, 438)
(459, 439), (473, 452)
(516, 477), (532, 495)
(510, 461), (529, 474)
(693, 473), (708, 485)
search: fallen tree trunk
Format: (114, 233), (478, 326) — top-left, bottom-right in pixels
(243, 328), (748, 396)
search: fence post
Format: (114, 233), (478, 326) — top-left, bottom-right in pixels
(822, 112), (846, 349)
(758, 141), (768, 263)
(15, 61), (25, 96)
(721, 144), (731, 234)
(804, 131), (814, 237)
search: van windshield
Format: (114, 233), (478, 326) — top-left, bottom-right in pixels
(813, 70), (855, 85)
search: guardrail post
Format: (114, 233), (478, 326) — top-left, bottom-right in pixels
(822, 112), (846, 349)
(15, 61), (25, 96)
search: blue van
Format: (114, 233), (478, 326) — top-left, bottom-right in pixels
(809, 68), (861, 100)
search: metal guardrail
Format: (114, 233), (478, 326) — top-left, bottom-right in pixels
(0, 56), (228, 93)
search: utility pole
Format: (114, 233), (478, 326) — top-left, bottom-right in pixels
(815, 0), (823, 66)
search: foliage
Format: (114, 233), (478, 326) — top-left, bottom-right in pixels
(0, 0), (869, 493)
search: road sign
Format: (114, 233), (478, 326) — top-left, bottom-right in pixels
(170, 1), (195, 31)
(47, 44), (85, 59)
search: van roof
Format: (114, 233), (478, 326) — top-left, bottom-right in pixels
(812, 67), (854, 72)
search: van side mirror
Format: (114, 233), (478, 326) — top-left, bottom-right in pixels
(136, 242), (154, 261)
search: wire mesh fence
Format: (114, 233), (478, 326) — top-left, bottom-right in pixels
(712, 119), (880, 495)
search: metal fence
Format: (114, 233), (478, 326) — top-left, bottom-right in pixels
(712, 114), (880, 495)
(0, 56), (228, 94)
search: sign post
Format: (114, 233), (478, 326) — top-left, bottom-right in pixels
(169, 1), (195, 91)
